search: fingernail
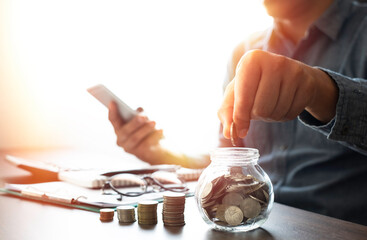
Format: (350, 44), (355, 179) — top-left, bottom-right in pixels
(238, 128), (248, 138)
(224, 132), (230, 139)
(223, 126), (230, 139)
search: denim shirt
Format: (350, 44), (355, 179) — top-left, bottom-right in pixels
(221, 0), (367, 225)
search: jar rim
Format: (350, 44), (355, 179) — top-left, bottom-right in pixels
(210, 147), (259, 165)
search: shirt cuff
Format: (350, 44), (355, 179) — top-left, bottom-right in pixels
(298, 67), (367, 149)
(298, 110), (335, 133)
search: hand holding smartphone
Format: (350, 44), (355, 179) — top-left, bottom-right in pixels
(87, 84), (137, 122)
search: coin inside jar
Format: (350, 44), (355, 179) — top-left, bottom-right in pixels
(222, 192), (243, 206)
(196, 147), (273, 232)
(200, 169), (270, 227)
(201, 182), (213, 200)
(224, 206), (243, 226)
(240, 197), (261, 219)
(215, 204), (228, 222)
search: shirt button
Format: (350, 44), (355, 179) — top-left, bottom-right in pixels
(353, 89), (363, 96)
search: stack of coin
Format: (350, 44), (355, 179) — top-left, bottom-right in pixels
(99, 208), (115, 222)
(162, 192), (186, 227)
(200, 170), (270, 227)
(117, 206), (136, 223)
(137, 201), (159, 225)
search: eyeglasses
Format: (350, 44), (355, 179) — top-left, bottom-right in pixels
(101, 175), (189, 200)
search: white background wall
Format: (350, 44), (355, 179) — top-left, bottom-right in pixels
(0, 0), (272, 154)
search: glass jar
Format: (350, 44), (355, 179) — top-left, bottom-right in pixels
(195, 147), (274, 232)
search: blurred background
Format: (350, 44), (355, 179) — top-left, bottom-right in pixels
(0, 0), (271, 156)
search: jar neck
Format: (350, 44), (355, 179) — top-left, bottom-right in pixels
(210, 147), (259, 166)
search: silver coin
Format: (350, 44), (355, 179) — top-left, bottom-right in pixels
(224, 206), (243, 226)
(215, 204), (229, 222)
(240, 197), (261, 219)
(230, 122), (238, 146)
(222, 192), (243, 206)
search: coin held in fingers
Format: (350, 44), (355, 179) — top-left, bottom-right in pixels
(230, 122), (238, 146)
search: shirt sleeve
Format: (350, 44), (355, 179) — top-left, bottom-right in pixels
(298, 67), (367, 155)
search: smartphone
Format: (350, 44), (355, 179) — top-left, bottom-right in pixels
(87, 84), (137, 122)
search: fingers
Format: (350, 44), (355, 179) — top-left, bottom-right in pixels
(112, 113), (163, 154)
(269, 75), (297, 121)
(108, 101), (125, 130)
(218, 50), (313, 139)
(115, 114), (149, 143)
(251, 67), (281, 121)
(218, 50), (263, 139)
(218, 81), (235, 139)
(109, 100), (163, 155)
(122, 121), (159, 152)
(285, 80), (312, 120)
(266, 60), (311, 121)
(144, 129), (164, 146)
(233, 50), (262, 138)
(251, 56), (295, 122)
(130, 129), (164, 163)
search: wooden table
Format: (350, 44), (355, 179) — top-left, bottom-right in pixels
(1, 150), (367, 240)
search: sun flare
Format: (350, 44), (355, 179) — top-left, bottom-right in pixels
(0, 0), (272, 153)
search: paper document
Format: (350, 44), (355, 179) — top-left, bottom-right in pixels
(2, 181), (196, 210)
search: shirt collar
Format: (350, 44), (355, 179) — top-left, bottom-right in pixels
(313, 0), (354, 41)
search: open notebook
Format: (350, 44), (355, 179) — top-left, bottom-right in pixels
(5, 152), (203, 188)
